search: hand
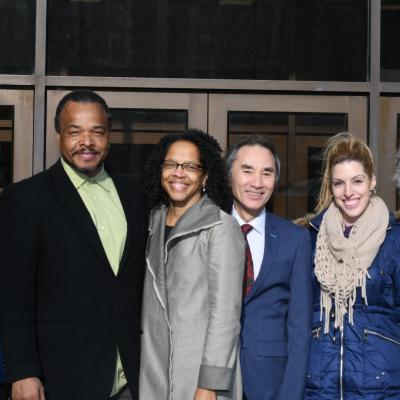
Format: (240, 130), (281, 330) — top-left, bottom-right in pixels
(12, 377), (45, 400)
(193, 388), (217, 400)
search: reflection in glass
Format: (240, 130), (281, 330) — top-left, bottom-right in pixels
(0, 107), (13, 190)
(228, 112), (347, 219)
(382, 2), (400, 81)
(105, 109), (187, 178)
(47, 0), (367, 81)
(0, 1), (35, 74)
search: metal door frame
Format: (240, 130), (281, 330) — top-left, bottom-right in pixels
(0, 90), (34, 182)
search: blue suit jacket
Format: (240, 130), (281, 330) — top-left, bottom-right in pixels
(240, 212), (312, 400)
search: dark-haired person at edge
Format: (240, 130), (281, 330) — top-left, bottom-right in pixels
(0, 90), (146, 400)
(302, 133), (400, 400)
(226, 135), (312, 400)
(139, 130), (245, 400)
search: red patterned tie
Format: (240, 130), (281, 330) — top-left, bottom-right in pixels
(241, 224), (254, 296)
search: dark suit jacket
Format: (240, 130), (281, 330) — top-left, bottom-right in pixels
(0, 161), (146, 400)
(240, 212), (312, 400)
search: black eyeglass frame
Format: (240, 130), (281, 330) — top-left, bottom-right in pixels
(161, 160), (205, 172)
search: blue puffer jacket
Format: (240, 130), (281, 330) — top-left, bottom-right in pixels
(305, 212), (400, 400)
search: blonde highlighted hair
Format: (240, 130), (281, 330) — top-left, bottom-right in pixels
(315, 132), (375, 214)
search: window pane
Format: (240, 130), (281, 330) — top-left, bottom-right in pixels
(47, 0), (367, 81)
(228, 112), (347, 219)
(105, 109), (187, 178)
(0, 107), (14, 190)
(0, 1), (35, 74)
(382, 1), (400, 81)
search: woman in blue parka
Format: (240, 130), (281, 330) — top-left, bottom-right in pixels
(304, 133), (400, 400)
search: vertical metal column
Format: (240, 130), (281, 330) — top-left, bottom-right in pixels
(33, 0), (47, 174)
(369, 0), (381, 164)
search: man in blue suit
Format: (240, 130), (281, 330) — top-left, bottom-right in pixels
(226, 135), (312, 400)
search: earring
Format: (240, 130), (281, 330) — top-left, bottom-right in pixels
(202, 184), (206, 193)
(370, 187), (376, 196)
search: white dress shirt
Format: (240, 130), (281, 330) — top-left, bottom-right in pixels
(232, 206), (266, 280)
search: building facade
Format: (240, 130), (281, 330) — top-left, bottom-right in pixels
(1, 0), (399, 219)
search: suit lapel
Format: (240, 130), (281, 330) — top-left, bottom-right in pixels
(48, 161), (111, 271)
(112, 175), (135, 276)
(244, 211), (279, 304)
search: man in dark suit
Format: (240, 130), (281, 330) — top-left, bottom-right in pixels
(0, 90), (146, 400)
(226, 135), (312, 400)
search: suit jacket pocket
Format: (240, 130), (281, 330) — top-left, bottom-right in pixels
(257, 341), (287, 357)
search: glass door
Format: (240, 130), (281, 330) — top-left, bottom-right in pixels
(46, 91), (369, 219)
(0, 90), (34, 190)
(46, 90), (208, 178)
(380, 97), (400, 211)
(209, 94), (368, 219)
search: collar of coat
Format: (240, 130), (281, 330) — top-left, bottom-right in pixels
(146, 195), (223, 309)
(149, 194), (222, 242)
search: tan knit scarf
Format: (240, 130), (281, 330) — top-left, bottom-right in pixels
(315, 196), (389, 333)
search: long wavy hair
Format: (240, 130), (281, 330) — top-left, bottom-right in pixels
(315, 132), (375, 214)
(144, 129), (231, 212)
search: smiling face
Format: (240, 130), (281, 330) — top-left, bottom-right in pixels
(331, 160), (376, 225)
(57, 101), (109, 177)
(230, 144), (276, 222)
(161, 140), (207, 211)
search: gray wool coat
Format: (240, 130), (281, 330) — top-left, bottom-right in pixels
(139, 195), (245, 400)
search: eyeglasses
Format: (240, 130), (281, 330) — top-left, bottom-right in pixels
(162, 160), (204, 173)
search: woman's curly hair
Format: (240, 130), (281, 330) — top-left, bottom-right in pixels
(144, 129), (231, 212)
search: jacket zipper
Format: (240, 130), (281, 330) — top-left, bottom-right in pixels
(312, 326), (321, 339)
(145, 230), (175, 400)
(364, 329), (400, 346)
(340, 330), (344, 400)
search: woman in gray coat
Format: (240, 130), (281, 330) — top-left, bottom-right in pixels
(140, 130), (245, 400)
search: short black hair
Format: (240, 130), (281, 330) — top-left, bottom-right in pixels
(225, 134), (281, 185)
(144, 129), (232, 212)
(54, 90), (111, 133)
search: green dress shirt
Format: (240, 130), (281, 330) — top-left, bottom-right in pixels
(62, 159), (128, 397)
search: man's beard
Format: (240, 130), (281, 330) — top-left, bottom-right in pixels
(62, 156), (103, 177)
